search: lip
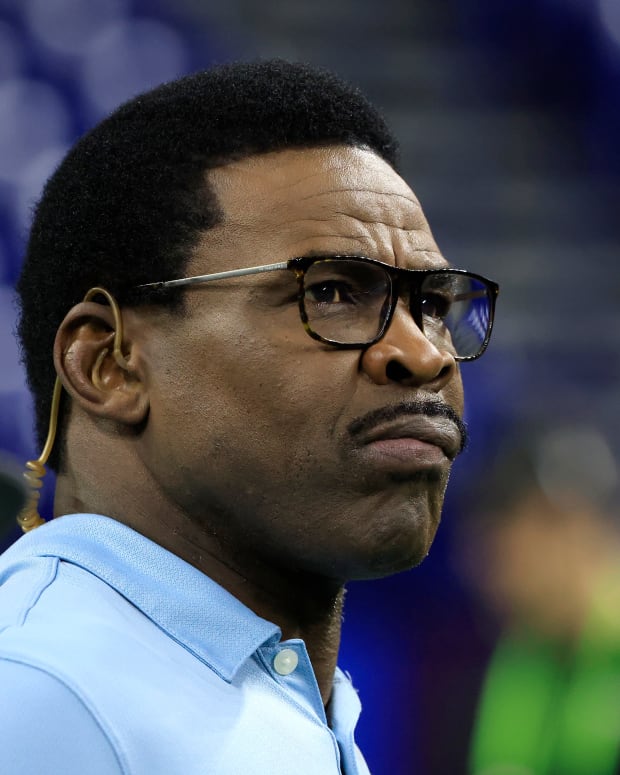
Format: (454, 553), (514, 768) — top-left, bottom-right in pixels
(353, 415), (463, 462)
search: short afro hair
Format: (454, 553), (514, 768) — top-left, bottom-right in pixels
(16, 58), (399, 470)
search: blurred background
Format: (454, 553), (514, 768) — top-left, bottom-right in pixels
(0, 0), (619, 772)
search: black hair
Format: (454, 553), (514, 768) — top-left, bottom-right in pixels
(16, 59), (399, 470)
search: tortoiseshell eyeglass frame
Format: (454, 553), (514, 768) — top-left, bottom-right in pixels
(137, 254), (499, 362)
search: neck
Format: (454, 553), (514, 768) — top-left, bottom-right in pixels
(55, 471), (346, 706)
(147, 516), (347, 706)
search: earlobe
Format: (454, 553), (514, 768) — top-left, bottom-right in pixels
(53, 300), (149, 426)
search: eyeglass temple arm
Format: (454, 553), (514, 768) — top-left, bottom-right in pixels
(137, 261), (289, 290)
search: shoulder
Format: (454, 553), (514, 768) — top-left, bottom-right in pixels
(0, 555), (131, 773)
(0, 659), (127, 774)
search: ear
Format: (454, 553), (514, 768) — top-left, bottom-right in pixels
(53, 300), (149, 425)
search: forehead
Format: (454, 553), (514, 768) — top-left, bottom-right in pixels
(193, 145), (446, 271)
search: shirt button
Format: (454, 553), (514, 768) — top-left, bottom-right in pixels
(273, 648), (299, 676)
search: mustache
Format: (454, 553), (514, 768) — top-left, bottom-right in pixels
(347, 400), (468, 455)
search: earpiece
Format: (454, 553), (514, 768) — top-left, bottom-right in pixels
(17, 287), (129, 532)
(92, 348), (109, 392)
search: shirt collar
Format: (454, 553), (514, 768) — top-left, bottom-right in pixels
(4, 513), (281, 681)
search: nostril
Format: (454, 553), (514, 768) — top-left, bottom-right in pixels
(385, 360), (413, 382)
(384, 358), (453, 385)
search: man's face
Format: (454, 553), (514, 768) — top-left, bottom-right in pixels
(139, 145), (465, 583)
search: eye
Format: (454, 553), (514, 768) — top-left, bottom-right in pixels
(420, 292), (451, 320)
(305, 280), (356, 305)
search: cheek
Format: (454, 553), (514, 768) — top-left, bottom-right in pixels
(153, 329), (358, 470)
(449, 366), (465, 415)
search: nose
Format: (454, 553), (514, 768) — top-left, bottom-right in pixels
(360, 302), (457, 388)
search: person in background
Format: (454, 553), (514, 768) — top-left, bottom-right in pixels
(0, 59), (498, 774)
(457, 425), (620, 775)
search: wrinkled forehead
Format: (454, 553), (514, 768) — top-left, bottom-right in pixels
(200, 145), (444, 270)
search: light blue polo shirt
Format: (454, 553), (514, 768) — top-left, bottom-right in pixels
(0, 514), (370, 774)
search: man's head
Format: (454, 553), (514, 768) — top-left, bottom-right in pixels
(17, 60), (488, 585)
(17, 59), (398, 469)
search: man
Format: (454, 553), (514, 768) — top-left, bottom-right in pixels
(0, 60), (498, 773)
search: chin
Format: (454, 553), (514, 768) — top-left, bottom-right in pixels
(346, 508), (441, 581)
(377, 482), (444, 566)
(360, 542), (434, 580)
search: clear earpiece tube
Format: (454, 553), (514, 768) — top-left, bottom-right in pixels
(17, 287), (128, 532)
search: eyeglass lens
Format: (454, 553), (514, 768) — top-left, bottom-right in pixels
(302, 259), (492, 358)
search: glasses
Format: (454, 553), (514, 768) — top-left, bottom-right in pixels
(138, 255), (499, 361)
